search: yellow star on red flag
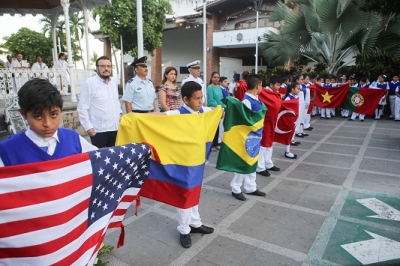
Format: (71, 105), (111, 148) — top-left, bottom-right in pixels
(321, 91), (334, 103)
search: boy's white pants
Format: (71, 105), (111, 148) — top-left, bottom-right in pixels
(176, 205), (202, 234)
(320, 108), (332, 118)
(395, 96), (400, 120)
(390, 95), (396, 117)
(351, 112), (365, 120)
(230, 172), (257, 194)
(257, 146), (274, 171)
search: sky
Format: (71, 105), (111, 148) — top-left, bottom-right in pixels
(0, 14), (105, 69)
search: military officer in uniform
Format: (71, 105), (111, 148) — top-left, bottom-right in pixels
(181, 60), (207, 105)
(122, 56), (157, 113)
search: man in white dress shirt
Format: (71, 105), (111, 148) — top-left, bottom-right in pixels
(11, 53), (29, 69)
(31, 55), (49, 71)
(77, 56), (122, 148)
(181, 60), (207, 105)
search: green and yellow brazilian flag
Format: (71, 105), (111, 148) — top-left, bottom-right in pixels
(216, 97), (267, 174)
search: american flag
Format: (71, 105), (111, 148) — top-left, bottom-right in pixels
(0, 143), (151, 266)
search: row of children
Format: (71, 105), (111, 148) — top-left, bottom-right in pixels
(295, 73), (400, 121)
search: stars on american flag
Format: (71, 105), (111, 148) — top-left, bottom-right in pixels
(88, 144), (151, 223)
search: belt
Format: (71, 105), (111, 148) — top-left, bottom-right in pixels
(132, 110), (152, 113)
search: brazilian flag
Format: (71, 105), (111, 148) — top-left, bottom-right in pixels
(216, 97), (267, 174)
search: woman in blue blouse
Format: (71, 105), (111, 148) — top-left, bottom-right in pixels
(207, 71), (225, 151)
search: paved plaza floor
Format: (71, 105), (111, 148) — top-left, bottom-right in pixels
(100, 117), (400, 266)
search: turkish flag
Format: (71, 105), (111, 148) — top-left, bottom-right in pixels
(274, 99), (299, 145)
(308, 84), (316, 114)
(314, 83), (350, 108)
(259, 88), (282, 147)
(235, 80), (247, 101)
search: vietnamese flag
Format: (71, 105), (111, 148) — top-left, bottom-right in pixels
(274, 99), (299, 145)
(259, 88), (282, 147)
(343, 86), (387, 115)
(314, 83), (350, 108)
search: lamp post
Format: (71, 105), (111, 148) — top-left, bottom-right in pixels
(137, 0), (144, 57)
(253, 0), (263, 74)
(203, 0), (207, 82)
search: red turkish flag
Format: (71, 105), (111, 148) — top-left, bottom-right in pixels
(314, 83), (350, 108)
(258, 88), (282, 147)
(235, 80), (247, 101)
(308, 84), (316, 114)
(274, 99), (299, 145)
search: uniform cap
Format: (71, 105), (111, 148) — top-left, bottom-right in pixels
(131, 56), (147, 67)
(186, 60), (201, 69)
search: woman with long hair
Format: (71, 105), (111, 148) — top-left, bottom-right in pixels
(207, 71), (225, 151)
(158, 66), (181, 111)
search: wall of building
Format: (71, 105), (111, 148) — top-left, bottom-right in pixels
(161, 26), (203, 83)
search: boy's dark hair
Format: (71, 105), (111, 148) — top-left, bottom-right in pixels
(282, 77), (289, 83)
(18, 79), (63, 114)
(96, 56), (111, 67)
(360, 77), (368, 83)
(269, 75), (281, 86)
(309, 74), (317, 79)
(58, 53), (65, 59)
(246, 74), (262, 90)
(36, 54), (42, 59)
(219, 76), (227, 83)
(181, 81), (202, 100)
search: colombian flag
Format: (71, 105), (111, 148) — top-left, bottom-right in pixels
(216, 97), (267, 174)
(116, 107), (222, 209)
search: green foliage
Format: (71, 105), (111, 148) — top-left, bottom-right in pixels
(93, 0), (172, 57)
(354, 0), (400, 16)
(1, 28), (53, 67)
(342, 52), (400, 80)
(261, 0), (400, 75)
(39, 15), (83, 65)
(94, 244), (114, 266)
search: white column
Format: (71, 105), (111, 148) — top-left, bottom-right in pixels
(61, 0), (77, 102)
(203, 0), (207, 84)
(255, 10), (259, 73)
(50, 10), (59, 65)
(137, 0), (144, 57)
(82, 1), (91, 69)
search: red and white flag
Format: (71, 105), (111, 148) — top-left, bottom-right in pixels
(274, 99), (299, 145)
(0, 143), (151, 265)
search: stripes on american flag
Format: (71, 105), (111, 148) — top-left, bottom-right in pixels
(0, 143), (151, 265)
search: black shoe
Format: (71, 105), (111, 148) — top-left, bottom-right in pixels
(302, 133), (309, 137)
(320, 117), (325, 119)
(267, 166), (280, 171)
(190, 225), (214, 234)
(360, 119), (364, 122)
(285, 152), (297, 159)
(256, 170), (270, 177)
(327, 117), (331, 119)
(291, 140), (301, 146)
(304, 127), (313, 131)
(180, 234), (191, 248)
(232, 192), (246, 201)
(348, 118), (354, 121)
(296, 133), (304, 138)
(246, 189), (266, 196)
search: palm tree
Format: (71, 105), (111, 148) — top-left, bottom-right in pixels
(69, 13), (86, 69)
(261, 0), (400, 75)
(90, 51), (98, 65)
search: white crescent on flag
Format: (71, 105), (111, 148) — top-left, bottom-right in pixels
(275, 110), (296, 134)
